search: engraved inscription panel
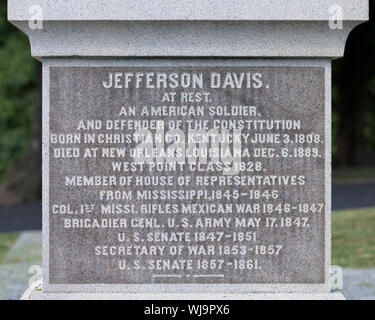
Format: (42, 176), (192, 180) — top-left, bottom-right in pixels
(49, 66), (325, 284)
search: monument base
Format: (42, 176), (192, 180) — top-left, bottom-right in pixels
(26, 291), (346, 300)
(21, 280), (346, 300)
(21, 279), (345, 300)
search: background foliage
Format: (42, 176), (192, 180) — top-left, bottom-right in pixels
(0, 2), (37, 181)
(332, 1), (375, 166)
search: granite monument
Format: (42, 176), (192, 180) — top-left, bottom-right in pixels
(8, 0), (369, 299)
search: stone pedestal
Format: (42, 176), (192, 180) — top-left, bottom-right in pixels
(9, 0), (368, 300)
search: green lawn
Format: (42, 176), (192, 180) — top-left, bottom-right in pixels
(0, 232), (19, 265)
(333, 166), (375, 185)
(332, 207), (375, 268)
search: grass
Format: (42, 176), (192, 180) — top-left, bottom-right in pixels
(0, 232), (19, 265)
(332, 207), (375, 268)
(333, 166), (375, 185)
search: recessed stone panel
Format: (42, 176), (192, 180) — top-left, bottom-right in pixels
(47, 63), (326, 287)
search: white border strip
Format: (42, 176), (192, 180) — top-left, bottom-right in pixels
(42, 62), (50, 287)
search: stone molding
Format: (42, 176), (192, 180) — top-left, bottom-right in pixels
(8, 0), (369, 60)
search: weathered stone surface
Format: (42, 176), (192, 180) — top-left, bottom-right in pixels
(44, 59), (329, 292)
